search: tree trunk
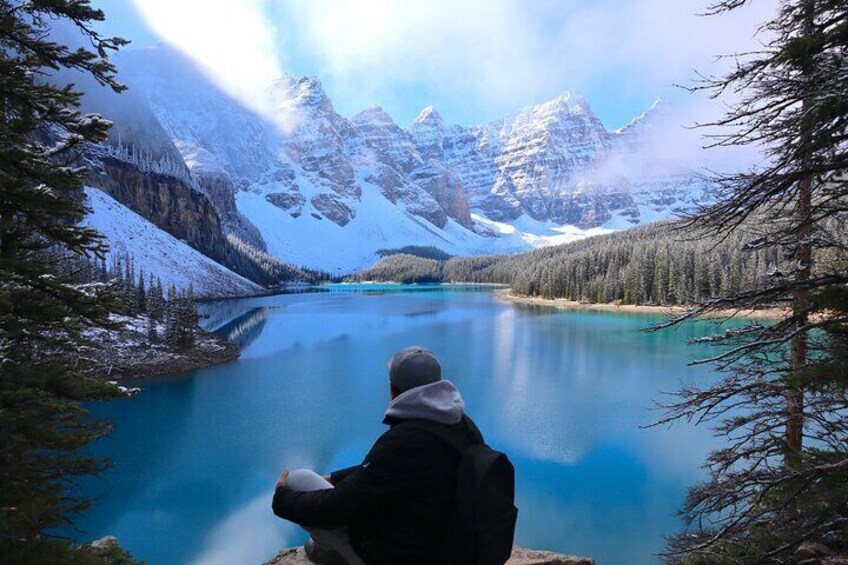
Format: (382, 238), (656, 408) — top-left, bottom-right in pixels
(787, 170), (810, 468)
(786, 0), (816, 469)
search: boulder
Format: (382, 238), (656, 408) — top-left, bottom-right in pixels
(266, 191), (306, 217)
(310, 193), (355, 227)
(509, 547), (595, 565)
(90, 535), (118, 550)
(795, 540), (833, 562)
(794, 541), (848, 565)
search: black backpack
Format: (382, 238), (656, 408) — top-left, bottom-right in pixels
(401, 416), (518, 565)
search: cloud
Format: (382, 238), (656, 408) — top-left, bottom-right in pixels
(130, 0), (777, 119)
(129, 0), (776, 167)
(287, 0), (548, 111)
(128, 0), (294, 131)
(285, 0), (776, 123)
(590, 98), (763, 180)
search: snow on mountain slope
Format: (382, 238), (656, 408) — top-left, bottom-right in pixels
(238, 174), (533, 273)
(82, 187), (263, 297)
(472, 213), (616, 248)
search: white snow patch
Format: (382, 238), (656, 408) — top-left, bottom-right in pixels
(472, 212), (615, 249)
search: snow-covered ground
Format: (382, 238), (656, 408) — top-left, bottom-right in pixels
(83, 312), (238, 379)
(82, 187), (263, 297)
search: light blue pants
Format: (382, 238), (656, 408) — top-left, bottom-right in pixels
(287, 469), (366, 565)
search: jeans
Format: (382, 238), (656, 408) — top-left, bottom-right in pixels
(287, 469), (366, 565)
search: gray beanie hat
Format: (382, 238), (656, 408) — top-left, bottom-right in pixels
(388, 346), (442, 393)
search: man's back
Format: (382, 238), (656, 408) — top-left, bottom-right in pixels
(347, 415), (480, 564)
(273, 379), (477, 565)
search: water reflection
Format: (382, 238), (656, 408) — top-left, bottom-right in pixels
(73, 286), (726, 565)
(214, 307), (270, 348)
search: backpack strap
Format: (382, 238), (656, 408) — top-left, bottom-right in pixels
(461, 415), (485, 445)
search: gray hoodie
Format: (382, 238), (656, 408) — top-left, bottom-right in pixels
(385, 380), (465, 425)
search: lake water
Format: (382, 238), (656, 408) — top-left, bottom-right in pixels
(72, 285), (728, 565)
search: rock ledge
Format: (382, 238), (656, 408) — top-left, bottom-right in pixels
(265, 546), (594, 565)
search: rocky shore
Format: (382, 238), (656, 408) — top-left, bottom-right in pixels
(497, 289), (787, 320)
(85, 314), (239, 380)
(265, 546), (594, 565)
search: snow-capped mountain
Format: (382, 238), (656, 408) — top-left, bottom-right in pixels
(436, 93), (712, 229)
(85, 44), (710, 273)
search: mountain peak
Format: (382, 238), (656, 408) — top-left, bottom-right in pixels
(294, 76), (327, 100)
(352, 106), (396, 127)
(414, 105), (443, 124)
(99, 49), (700, 271)
(615, 98), (665, 134)
(270, 73), (295, 88)
(548, 90), (591, 114)
(271, 75), (335, 119)
(268, 74), (296, 100)
(509, 90), (594, 123)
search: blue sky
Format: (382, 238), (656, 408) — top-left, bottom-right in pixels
(96, 1), (775, 130)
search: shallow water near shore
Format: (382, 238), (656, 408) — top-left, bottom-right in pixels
(70, 285), (730, 565)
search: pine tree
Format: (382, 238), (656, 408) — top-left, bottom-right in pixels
(147, 316), (158, 344)
(154, 277), (165, 320)
(651, 1), (848, 561)
(171, 286), (198, 351)
(164, 284), (178, 347)
(98, 257), (108, 283)
(136, 270), (147, 314)
(0, 1), (135, 561)
(112, 252), (123, 287)
(666, 258), (678, 304)
(147, 273), (164, 321)
(123, 253), (136, 314)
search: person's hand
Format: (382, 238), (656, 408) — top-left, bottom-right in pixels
(275, 469), (290, 491)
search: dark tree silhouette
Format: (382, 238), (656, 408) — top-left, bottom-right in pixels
(648, 1), (848, 562)
(0, 1), (140, 561)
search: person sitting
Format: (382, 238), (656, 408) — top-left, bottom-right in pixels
(272, 346), (485, 565)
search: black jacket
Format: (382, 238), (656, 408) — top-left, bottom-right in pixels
(272, 413), (481, 565)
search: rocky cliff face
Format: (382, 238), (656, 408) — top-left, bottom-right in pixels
(444, 93), (613, 223)
(408, 107), (474, 228)
(89, 158), (230, 265)
(196, 172), (268, 251)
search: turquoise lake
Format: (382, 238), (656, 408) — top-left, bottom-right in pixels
(72, 285), (729, 565)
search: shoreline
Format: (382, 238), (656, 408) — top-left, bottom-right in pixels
(198, 283), (314, 303)
(88, 328), (240, 381)
(497, 289), (787, 320)
(331, 281), (509, 287)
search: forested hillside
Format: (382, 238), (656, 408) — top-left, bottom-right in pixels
(375, 245), (454, 261)
(356, 220), (846, 306)
(355, 253), (445, 283)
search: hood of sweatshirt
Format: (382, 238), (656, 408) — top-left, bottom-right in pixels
(384, 380), (465, 425)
